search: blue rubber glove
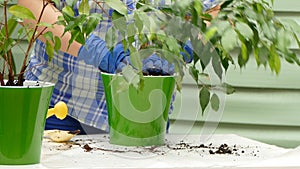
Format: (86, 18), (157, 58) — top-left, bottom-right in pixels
(77, 34), (129, 73)
(203, 0), (219, 11)
(142, 54), (175, 75)
(180, 40), (193, 63)
(116, 54), (175, 75)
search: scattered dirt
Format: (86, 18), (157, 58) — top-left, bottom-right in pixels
(168, 141), (243, 155)
(83, 144), (93, 152)
(47, 137), (259, 157)
(75, 140), (255, 157)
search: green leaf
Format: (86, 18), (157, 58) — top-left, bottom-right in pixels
(43, 31), (54, 42)
(105, 27), (118, 49)
(134, 12), (144, 33)
(241, 42), (248, 61)
(127, 23), (136, 38)
(61, 12), (73, 24)
(193, 0), (203, 15)
(174, 0), (191, 11)
(25, 30), (34, 42)
(121, 65), (140, 89)
(54, 36), (61, 53)
(64, 15), (86, 33)
(269, 45), (281, 74)
(210, 94), (220, 111)
(276, 29), (291, 52)
(38, 22), (54, 28)
(136, 12), (150, 32)
(223, 83), (235, 95)
(51, 0), (60, 7)
(199, 42), (213, 69)
(85, 17), (98, 36)
(189, 66), (199, 85)
(0, 38), (14, 56)
(79, 0), (90, 15)
(112, 11), (127, 36)
(221, 28), (238, 52)
(214, 21), (231, 35)
(212, 55), (223, 80)
(258, 46), (269, 66)
(262, 22), (275, 39)
(148, 15), (159, 35)
(129, 45), (143, 70)
(62, 6), (75, 17)
(191, 5), (199, 28)
(85, 14), (102, 36)
(45, 40), (54, 61)
(65, 0), (76, 6)
(236, 22), (254, 39)
(165, 37), (180, 54)
(204, 27), (217, 42)
(9, 5), (36, 20)
(106, 0), (128, 16)
(199, 87), (210, 115)
(220, 0), (233, 9)
(238, 53), (246, 67)
(293, 33), (300, 49)
(67, 28), (80, 48)
(74, 30), (85, 44)
(220, 55), (230, 72)
(0, 18), (18, 41)
(56, 16), (67, 26)
(253, 47), (260, 65)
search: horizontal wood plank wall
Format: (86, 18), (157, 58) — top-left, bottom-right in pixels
(169, 0), (300, 148)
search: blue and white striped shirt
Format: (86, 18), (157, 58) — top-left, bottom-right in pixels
(25, 0), (218, 132)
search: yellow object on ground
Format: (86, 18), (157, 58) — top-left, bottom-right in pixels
(44, 129), (80, 142)
(47, 101), (68, 120)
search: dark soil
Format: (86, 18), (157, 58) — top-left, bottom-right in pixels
(142, 68), (171, 76)
(49, 137), (258, 157)
(168, 141), (237, 155)
(74, 140), (255, 157)
(83, 144), (93, 152)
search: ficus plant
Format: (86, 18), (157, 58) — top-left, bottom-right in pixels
(102, 0), (300, 113)
(0, 0), (101, 86)
(1, 0), (300, 114)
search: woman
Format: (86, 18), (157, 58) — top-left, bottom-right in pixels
(18, 0), (219, 134)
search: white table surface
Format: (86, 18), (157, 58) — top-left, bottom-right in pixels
(1, 134), (300, 169)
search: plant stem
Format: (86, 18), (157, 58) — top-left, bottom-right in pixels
(17, 0), (50, 86)
(94, 0), (110, 19)
(33, 27), (48, 42)
(0, 72), (4, 86)
(3, 0), (15, 85)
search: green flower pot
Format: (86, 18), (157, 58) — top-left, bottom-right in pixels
(101, 72), (175, 146)
(0, 81), (54, 165)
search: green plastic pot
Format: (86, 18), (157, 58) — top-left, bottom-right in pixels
(0, 81), (54, 165)
(101, 72), (176, 146)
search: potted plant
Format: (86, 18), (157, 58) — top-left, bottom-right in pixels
(0, 0), (101, 164)
(100, 0), (300, 146)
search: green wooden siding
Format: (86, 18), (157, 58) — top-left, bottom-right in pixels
(169, 0), (300, 148)
(273, 0), (300, 12)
